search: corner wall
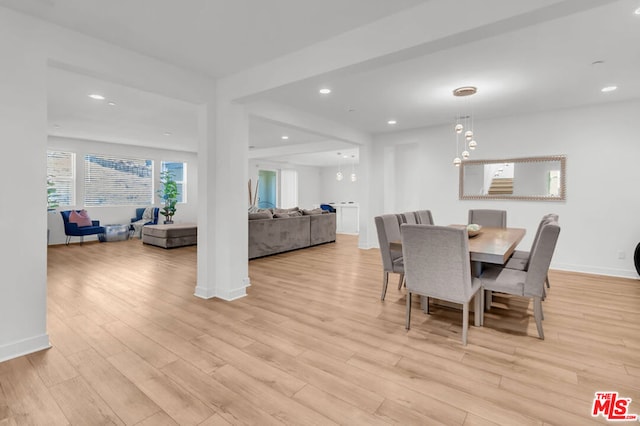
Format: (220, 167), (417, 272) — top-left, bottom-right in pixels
(370, 99), (640, 278)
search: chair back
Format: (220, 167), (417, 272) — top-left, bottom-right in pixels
(374, 214), (402, 271)
(415, 210), (434, 225)
(524, 221), (560, 297)
(320, 204), (336, 213)
(526, 213), (559, 266)
(468, 209), (507, 228)
(399, 212), (418, 224)
(401, 224), (473, 303)
(135, 207), (159, 224)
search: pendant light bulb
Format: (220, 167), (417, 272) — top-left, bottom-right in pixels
(465, 130), (473, 141)
(453, 157), (462, 166)
(350, 173), (357, 182)
(336, 171), (343, 181)
(462, 150), (470, 159)
(468, 140), (477, 150)
(455, 124), (463, 134)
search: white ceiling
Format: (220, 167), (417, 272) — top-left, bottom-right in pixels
(257, 0), (640, 134)
(12, 0), (640, 166)
(0, 0), (427, 78)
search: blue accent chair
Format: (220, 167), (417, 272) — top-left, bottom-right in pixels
(60, 210), (105, 245)
(130, 207), (160, 226)
(320, 204), (336, 213)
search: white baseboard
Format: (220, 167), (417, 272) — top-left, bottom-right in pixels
(194, 277), (249, 301)
(0, 333), (51, 363)
(551, 263), (639, 279)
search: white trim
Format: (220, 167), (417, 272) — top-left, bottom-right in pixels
(194, 278), (250, 301)
(551, 263), (638, 280)
(0, 333), (51, 363)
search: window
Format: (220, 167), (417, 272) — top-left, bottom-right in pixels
(280, 169), (298, 208)
(47, 150), (75, 207)
(161, 161), (187, 203)
(84, 154), (153, 206)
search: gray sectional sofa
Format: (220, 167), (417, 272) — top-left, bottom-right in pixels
(248, 208), (336, 259)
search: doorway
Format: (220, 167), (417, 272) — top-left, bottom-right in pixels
(258, 169), (277, 209)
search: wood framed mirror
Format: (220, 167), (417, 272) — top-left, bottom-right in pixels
(459, 155), (566, 201)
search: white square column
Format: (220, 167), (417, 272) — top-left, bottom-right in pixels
(196, 97), (250, 301)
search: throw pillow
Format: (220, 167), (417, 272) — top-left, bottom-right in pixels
(69, 210), (93, 227)
(273, 212), (292, 218)
(274, 207), (299, 213)
(249, 211), (272, 220)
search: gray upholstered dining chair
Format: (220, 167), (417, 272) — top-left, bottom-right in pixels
(468, 209), (507, 228)
(480, 220), (560, 339)
(505, 213), (559, 288)
(399, 212), (418, 224)
(415, 210), (434, 225)
(374, 214), (404, 301)
(401, 224), (483, 345)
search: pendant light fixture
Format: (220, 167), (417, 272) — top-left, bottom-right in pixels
(336, 152), (344, 181)
(452, 86), (479, 166)
(350, 155), (357, 182)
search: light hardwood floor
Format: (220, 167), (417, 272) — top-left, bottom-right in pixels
(1, 235), (639, 425)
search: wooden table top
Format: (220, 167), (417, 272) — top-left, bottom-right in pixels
(390, 225), (526, 266)
(459, 226), (525, 264)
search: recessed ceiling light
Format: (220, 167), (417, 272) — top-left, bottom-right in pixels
(601, 86), (618, 93)
(634, 7), (640, 15)
(387, 120), (397, 125)
(163, 132), (172, 136)
(107, 101), (116, 106)
(343, 155), (349, 159)
(88, 94), (105, 100)
(319, 88), (331, 95)
(281, 135), (289, 140)
(53, 124), (60, 128)
(591, 60), (604, 66)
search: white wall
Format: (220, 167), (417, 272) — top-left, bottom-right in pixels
(47, 136), (198, 245)
(369, 99), (640, 278)
(248, 160), (322, 209)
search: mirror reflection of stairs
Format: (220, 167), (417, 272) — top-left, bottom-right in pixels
(488, 177), (513, 195)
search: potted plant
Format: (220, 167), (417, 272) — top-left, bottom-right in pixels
(47, 175), (58, 211)
(158, 170), (179, 224)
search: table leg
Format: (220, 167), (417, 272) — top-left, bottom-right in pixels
(472, 260), (492, 311)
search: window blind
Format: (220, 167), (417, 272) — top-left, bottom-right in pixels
(84, 154), (153, 206)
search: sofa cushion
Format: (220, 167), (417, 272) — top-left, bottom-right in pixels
(302, 208), (323, 215)
(273, 212), (293, 218)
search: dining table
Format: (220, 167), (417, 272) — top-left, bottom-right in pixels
(390, 225), (526, 310)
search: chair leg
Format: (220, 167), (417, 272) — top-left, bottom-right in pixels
(545, 275), (551, 288)
(533, 297), (544, 340)
(484, 289), (492, 312)
(397, 273), (404, 290)
(65, 236), (70, 245)
(462, 301), (469, 346)
(381, 272), (389, 301)
(80, 236), (84, 246)
(405, 292), (412, 330)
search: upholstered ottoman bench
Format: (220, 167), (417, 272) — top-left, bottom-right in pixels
(142, 224), (197, 248)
